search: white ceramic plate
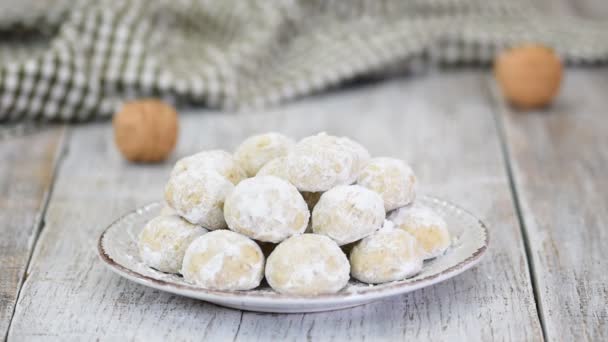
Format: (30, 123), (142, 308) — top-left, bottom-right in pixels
(98, 196), (488, 313)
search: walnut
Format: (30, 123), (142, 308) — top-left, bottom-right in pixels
(494, 45), (563, 109)
(113, 99), (178, 162)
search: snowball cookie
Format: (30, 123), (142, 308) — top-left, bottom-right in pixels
(256, 156), (288, 179)
(138, 215), (207, 273)
(181, 230), (264, 291)
(342, 137), (371, 184)
(171, 150), (247, 185)
(234, 133), (295, 177)
(312, 185), (385, 245)
(286, 133), (369, 192)
(224, 176), (309, 243)
(357, 157), (417, 211)
(350, 221), (423, 284)
(160, 204), (177, 216)
(165, 169), (233, 229)
(257, 159), (322, 211)
(265, 234), (350, 295)
(388, 204), (450, 260)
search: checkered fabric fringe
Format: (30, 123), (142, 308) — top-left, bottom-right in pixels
(1, 0), (608, 121)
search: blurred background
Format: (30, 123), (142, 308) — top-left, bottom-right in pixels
(1, 0), (607, 123)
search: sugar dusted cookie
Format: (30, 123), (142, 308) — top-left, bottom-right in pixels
(257, 157), (321, 211)
(165, 169), (233, 229)
(159, 204), (177, 216)
(234, 133), (295, 177)
(350, 221), (423, 284)
(256, 156), (288, 179)
(265, 234), (350, 295)
(312, 185), (385, 245)
(171, 150), (247, 185)
(181, 230), (264, 290)
(286, 133), (368, 192)
(138, 215), (207, 273)
(388, 204), (450, 259)
(342, 137), (371, 184)
(357, 157), (416, 211)
(224, 176), (309, 243)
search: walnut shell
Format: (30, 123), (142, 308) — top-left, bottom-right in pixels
(113, 99), (178, 162)
(494, 45), (562, 109)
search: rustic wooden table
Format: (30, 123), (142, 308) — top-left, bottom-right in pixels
(1, 70), (606, 341)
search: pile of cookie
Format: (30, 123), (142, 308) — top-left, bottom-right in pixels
(139, 132), (450, 295)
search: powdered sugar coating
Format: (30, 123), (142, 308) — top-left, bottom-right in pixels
(388, 204), (450, 260)
(357, 157), (417, 211)
(286, 133), (368, 192)
(171, 150), (247, 185)
(224, 176), (309, 243)
(350, 221), (423, 284)
(312, 185), (385, 245)
(181, 230), (264, 291)
(257, 157), (321, 210)
(159, 204), (177, 216)
(234, 133), (295, 177)
(165, 169), (233, 230)
(138, 215), (207, 273)
(265, 234), (350, 295)
(342, 137), (371, 184)
(256, 156), (288, 179)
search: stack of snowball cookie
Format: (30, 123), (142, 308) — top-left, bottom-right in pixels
(138, 132), (451, 295)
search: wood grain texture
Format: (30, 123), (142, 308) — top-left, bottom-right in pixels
(0, 126), (65, 339)
(8, 72), (542, 341)
(496, 70), (608, 342)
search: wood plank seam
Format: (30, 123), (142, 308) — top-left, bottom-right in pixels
(3, 126), (70, 342)
(231, 312), (244, 342)
(485, 77), (548, 342)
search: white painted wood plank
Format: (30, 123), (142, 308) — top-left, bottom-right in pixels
(497, 70), (608, 342)
(0, 126), (65, 340)
(5, 126), (243, 341)
(8, 72), (541, 341)
(232, 72), (544, 342)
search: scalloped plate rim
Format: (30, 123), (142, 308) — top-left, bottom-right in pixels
(97, 196), (489, 312)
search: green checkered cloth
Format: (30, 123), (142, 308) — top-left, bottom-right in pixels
(1, 0), (608, 121)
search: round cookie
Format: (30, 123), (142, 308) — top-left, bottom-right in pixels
(312, 185), (385, 245)
(256, 158), (322, 211)
(234, 132), (295, 177)
(342, 137), (371, 184)
(265, 234), (350, 295)
(350, 221), (423, 284)
(165, 169), (233, 229)
(138, 215), (207, 273)
(388, 204), (450, 260)
(224, 176), (309, 243)
(171, 150), (247, 185)
(357, 157), (416, 211)
(181, 230), (264, 291)
(256, 156), (288, 179)
(286, 133), (367, 192)
(160, 204), (177, 216)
